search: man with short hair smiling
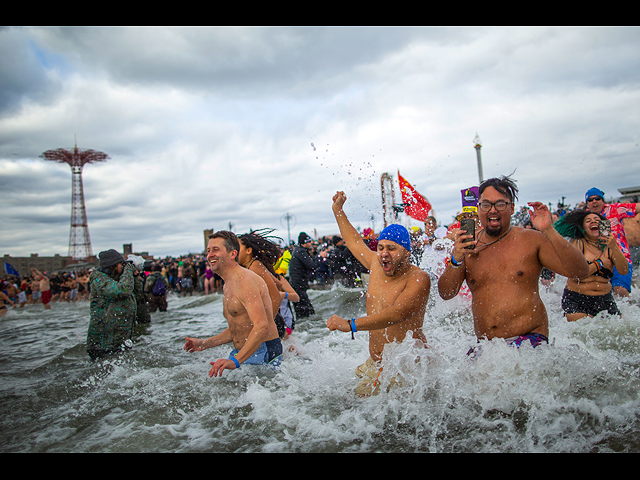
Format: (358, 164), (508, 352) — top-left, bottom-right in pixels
(438, 176), (588, 353)
(584, 187), (639, 297)
(183, 231), (282, 376)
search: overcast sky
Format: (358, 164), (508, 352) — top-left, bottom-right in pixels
(2, 26), (640, 259)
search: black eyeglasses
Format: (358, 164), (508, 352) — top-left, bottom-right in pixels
(479, 200), (511, 212)
(586, 196), (603, 203)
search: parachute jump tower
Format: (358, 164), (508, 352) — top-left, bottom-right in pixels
(40, 141), (109, 265)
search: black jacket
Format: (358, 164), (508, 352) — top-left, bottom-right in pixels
(288, 245), (319, 289)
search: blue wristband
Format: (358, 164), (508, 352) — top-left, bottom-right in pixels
(450, 254), (463, 267)
(231, 356), (240, 369)
(350, 318), (357, 339)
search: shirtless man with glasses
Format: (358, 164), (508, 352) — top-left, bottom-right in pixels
(438, 176), (589, 352)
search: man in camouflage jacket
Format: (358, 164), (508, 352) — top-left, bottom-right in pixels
(87, 249), (137, 360)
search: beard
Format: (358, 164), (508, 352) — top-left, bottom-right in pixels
(483, 216), (510, 237)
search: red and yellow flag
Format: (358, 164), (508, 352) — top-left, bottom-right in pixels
(398, 171), (432, 222)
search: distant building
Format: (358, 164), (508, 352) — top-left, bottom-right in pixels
(122, 244), (154, 262)
(617, 186), (640, 204)
(204, 229), (214, 252)
(2, 241), (162, 279)
(2, 253), (74, 277)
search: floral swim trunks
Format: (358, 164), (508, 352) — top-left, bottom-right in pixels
(506, 332), (549, 348)
(467, 332), (549, 359)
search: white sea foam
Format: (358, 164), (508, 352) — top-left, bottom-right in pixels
(1, 274), (639, 452)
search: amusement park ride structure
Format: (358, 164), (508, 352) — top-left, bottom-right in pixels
(40, 141), (109, 265)
(380, 172), (399, 228)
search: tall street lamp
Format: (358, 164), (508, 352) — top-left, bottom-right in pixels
(473, 133), (483, 184)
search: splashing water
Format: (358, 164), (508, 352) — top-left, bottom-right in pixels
(1, 262), (639, 452)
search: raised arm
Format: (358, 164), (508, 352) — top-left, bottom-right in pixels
(529, 202), (589, 279)
(92, 263), (136, 298)
(31, 267), (46, 279)
(332, 191), (376, 270)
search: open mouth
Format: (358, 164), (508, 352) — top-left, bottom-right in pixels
(487, 216), (501, 228)
(380, 258), (393, 273)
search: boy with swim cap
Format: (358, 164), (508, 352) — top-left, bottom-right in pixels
(326, 191), (431, 396)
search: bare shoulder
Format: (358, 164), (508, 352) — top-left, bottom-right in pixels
(510, 225), (544, 245)
(409, 264), (430, 278)
(406, 266), (431, 288)
(226, 266), (263, 295)
(238, 267), (266, 288)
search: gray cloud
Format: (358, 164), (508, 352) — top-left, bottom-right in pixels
(2, 26), (640, 259)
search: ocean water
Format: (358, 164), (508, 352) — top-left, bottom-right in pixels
(1, 268), (640, 452)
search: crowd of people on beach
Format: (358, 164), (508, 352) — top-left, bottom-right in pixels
(2, 177), (639, 397)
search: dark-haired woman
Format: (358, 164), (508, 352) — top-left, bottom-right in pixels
(238, 231), (288, 338)
(555, 210), (628, 321)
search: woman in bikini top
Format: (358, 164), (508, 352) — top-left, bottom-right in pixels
(555, 210), (628, 297)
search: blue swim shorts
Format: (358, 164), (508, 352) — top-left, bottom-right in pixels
(229, 338), (283, 368)
(611, 262), (632, 292)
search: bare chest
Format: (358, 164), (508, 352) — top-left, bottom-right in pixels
(466, 240), (541, 289)
(222, 287), (245, 319)
(366, 274), (408, 313)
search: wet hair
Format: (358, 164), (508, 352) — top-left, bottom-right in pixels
(209, 230), (240, 261)
(479, 175), (519, 203)
(238, 228), (282, 276)
(553, 209), (606, 239)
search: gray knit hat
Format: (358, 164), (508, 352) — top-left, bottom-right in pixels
(99, 249), (125, 268)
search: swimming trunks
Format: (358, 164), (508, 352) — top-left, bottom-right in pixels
(611, 262), (632, 292)
(561, 287), (621, 317)
(353, 356), (403, 397)
(467, 332), (548, 358)
(229, 338), (283, 368)
(41, 290), (52, 305)
(505, 332), (549, 348)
